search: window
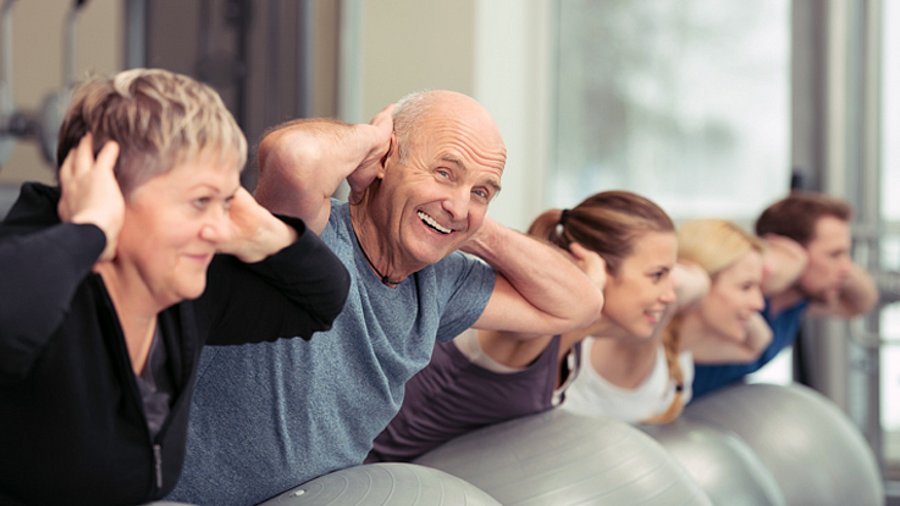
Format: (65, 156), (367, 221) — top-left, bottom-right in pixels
(880, 0), (900, 469)
(552, 0), (790, 220)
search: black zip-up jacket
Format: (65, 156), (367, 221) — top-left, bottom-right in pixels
(0, 183), (350, 505)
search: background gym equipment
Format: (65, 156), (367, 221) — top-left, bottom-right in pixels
(415, 409), (712, 506)
(0, 0), (84, 170)
(258, 462), (501, 506)
(0, 0), (19, 166)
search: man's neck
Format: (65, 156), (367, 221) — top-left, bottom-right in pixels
(348, 203), (411, 285)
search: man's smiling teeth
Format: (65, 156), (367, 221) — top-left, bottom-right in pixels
(417, 211), (452, 234)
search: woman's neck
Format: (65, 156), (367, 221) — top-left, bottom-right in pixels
(676, 309), (712, 353)
(94, 262), (160, 374)
(588, 334), (659, 389)
(559, 316), (624, 352)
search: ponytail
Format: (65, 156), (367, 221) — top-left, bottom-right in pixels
(641, 315), (686, 425)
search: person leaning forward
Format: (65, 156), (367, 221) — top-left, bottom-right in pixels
(170, 90), (605, 506)
(691, 191), (879, 397)
(0, 68), (349, 506)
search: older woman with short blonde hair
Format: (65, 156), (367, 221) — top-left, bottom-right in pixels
(0, 68), (350, 505)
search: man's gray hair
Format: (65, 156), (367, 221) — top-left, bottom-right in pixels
(392, 90), (437, 161)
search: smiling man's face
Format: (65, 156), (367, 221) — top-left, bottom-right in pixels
(372, 92), (507, 271)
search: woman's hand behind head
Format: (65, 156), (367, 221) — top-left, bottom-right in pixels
(568, 242), (607, 293)
(760, 234), (808, 295)
(57, 134), (123, 262)
(214, 188), (297, 263)
(671, 261), (711, 310)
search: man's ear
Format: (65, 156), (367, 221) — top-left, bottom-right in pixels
(378, 132), (398, 180)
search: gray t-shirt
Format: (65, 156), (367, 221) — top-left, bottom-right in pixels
(169, 200), (496, 506)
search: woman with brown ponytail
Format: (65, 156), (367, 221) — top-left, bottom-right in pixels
(367, 190), (683, 462)
(563, 219), (771, 424)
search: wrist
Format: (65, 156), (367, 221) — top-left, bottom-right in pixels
(460, 219), (503, 259)
(247, 219), (297, 263)
(68, 211), (112, 238)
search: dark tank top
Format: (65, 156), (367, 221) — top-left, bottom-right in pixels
(368, 335), (568, 462)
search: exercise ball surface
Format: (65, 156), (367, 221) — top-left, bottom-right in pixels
(685, 383), (884, 506)
(258, 462), (501, 505)
(416, 409), (712, 506)
(643, 418), (786, 506)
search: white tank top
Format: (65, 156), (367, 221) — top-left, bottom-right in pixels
(561, 336), (694, 423)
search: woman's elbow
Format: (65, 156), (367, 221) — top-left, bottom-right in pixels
(319, 261), (352, 326)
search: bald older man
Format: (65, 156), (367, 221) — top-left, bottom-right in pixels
(169, 91), (605, 505)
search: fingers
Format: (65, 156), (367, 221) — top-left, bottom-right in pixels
(568, 241), (586, 257)
(370, 104), (396, 126)
(219, 188), (298, 263)
(229, 187), (275, 230)
(572, 243), (607, 270)
(73, 134), (95, 177)
(61, 135), (119, 180)
(94, 140), (120, 174)
(381, 132), (395, 166)
(237, 186), (255, 201)
(368, 105), (395, 163)
(56, 134), (126, 263)
(58, 149), (76, 184)
(59, 135), (91, 182)
(567, 242), (607, 290)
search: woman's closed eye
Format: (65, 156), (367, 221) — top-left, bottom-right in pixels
(649, 269), (669, 283)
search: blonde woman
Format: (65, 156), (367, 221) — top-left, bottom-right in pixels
(692, 193), (878, 397)
(563, 219), (770, 424)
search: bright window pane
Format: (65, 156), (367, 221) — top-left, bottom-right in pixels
(552, 0), (790, 220)
(883, 0), (900, 222)
(881, 304), (900, 431)
(881, 0), (900, 466)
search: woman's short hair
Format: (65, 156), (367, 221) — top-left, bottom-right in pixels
(56, 68), (247, 196)
(530, 190), (674, 274)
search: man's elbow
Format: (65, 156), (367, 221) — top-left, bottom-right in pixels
(842, 292), (879, 317)
(568, 290), (605, 331)
(840, 279), (879, 317)
(841, 266), (880, 317)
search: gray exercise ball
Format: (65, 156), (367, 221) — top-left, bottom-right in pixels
(257, 462), (501, 506)
(685, 383), (884, 506)
(415, 409), (712, 506)
(643, 418), (786, 506)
